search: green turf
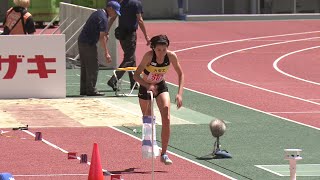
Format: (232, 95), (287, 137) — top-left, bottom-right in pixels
(67, 69), (320, 180)
(119, 118), (320, 179)
(66, 69), (122, 97)
(117, 86), (320, 180)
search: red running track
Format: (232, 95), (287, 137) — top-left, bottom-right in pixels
(0, 128), (231, 180)
(4, 20), (318, 179)
(135, 20), (320, 129)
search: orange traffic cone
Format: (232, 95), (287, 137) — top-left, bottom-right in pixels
(88, 143), (104, 180)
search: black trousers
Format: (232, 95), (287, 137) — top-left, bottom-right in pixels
(110, 31), (137, 85)
(78, 42), (99, 94)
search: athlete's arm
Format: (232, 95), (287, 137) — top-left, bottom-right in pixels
(133, 51), (157, 93)
(169, 51), (184, 108)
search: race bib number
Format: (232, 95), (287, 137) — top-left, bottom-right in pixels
(147, 73), (164, 82)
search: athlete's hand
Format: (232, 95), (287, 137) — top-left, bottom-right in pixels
(175, 94), (183, 109)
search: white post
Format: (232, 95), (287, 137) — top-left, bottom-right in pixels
(186, 0), (189, 13)
(147, 91), (155, 180)
(177, 0), (184, 19)
(284, 149), (302, 180)
(293, 0), (297, 13)
(222, 0), (225, 14)
(39, 15), (59, 34)
(289, 159), (297, 180)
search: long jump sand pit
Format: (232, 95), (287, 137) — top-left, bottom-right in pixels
(0, 98), (141, 128)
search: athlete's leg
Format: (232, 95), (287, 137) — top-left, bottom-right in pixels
(139, 98), (152, 116)
(156, 92), (170, 154)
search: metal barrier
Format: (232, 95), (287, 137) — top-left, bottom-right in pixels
(58, 2), (118, 69)
(113, 67), (138, 97)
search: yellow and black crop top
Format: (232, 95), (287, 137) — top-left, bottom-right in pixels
(143, 51), (170, 83)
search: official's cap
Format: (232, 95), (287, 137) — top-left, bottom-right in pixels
(107, 1), (121, 16)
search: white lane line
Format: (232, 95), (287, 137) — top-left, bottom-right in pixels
(255, 165), (284, 176)
(166, 82), (320, 131)
(23, 130), (68, 153)
(273, 45), (320, 85)
(173, 30), (320, 53)
(112, 30), (320, 179)
(21, 130), (111, 174)
(14, 174), (87, 177)
(256, 164), (320, 176)
(66, 30), (320, 179)
(268, 111), (320, 114)
(109, 126), (237, 180)
(68, 32), (320, 131)
(261, 164), (320, 166)
(208, 36), (320, 106)
(97, 98), (195, 125)
(137, 39), (320, 45)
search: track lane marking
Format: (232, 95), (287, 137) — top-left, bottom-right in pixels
(110, 126), (237, 180)
(273, 45), (320, 85)
(207, 37), (320, 108)
(22, 130), (112, 175)
(173, 30), (320, 53)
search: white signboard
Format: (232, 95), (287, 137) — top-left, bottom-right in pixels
(0, 35), (66, 98)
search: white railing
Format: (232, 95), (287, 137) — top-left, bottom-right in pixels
(58, 2), (118, 69)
